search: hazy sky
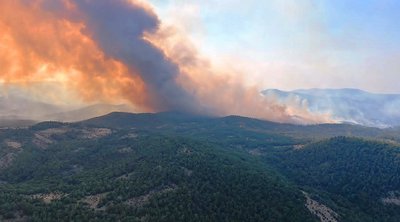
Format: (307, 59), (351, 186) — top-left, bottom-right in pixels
(1, 0), (398, 122)
(149, 0), (400, 93)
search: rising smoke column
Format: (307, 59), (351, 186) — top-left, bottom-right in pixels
(145, 20), (334, 123)
(72, 0), (201, 112)
(0, 0), (334, 123)
(0, 0), (200, 112)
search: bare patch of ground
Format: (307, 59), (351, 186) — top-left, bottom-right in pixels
(40, 128), (70, 136)
(125, 184), (178, 208)
(248, 149), (263, 156)
(34, 127), (72, 147)
(179, 147), (193, 155)
(116, 174), (130, 180)
(0, 141), (25, 170)
(294, 144), (306, 150)
(5, 141), (22, 149)
(182, 167), (193, 177)
(32, 127), (112, 148)
(81, 128), (112, 139)
(31, 192), (65, 204)
(116, 171), (136, 180)
(303, 191), (339, 222)
(0, 153), (17, 170)
(121, 133), (138, 139)
(380, 139), (400, 146)
(382, 192), (400, 206)
(118, 147), (133, 153)
(81, 192), (109, 210)
(33, 133), (54, 149)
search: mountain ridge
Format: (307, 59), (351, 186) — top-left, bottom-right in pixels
(262, 88), (400, 127)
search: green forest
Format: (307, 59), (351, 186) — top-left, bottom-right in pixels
(0, 112), (399, 221)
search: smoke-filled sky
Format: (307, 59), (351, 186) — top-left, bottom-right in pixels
(150, 0), (400, 93)
(0, 0), (399, 124)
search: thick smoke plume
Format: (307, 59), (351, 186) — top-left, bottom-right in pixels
(0, 0), (333, 123)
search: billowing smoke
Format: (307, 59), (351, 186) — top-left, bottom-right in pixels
(73, 0), (199, 112)
(0, 0), (333, 124)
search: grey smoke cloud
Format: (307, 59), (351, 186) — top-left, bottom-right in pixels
(72, 0), (200, 112)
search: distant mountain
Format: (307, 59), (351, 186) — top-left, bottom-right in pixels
(0, 84), (134, 124)
(42, 104), (133, 122)
(0, 90), (132, 125)
(262, 88), (400, 127)
(0, 119), (37, 128)
(0, 94), (62, 121)
(0, 101), (133, 126)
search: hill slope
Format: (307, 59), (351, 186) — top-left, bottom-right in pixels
(1, 112), (400, 221)
(0, 122), (314, 222)
(271, 137), (400, 222)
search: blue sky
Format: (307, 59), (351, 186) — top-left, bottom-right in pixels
(148, 0), (400, 93)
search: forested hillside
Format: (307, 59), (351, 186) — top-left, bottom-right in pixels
(0, 112), (400, 221)
(272, 137), (400, 222)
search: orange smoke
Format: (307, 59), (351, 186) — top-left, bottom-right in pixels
(0, 0), (150, 109)
(0, 0), (334, 124)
